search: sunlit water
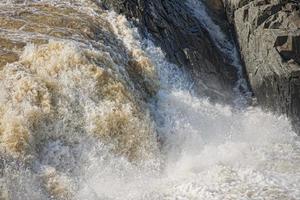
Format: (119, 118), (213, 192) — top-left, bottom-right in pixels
(0, 1), (299, 200)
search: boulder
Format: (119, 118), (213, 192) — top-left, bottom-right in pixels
(223, 0), (300, 132)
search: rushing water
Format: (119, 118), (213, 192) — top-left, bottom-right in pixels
(186, 0), (251, 106)
(0, 0), (300, 200)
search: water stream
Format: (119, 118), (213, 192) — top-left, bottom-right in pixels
(0, 1), (299, 199)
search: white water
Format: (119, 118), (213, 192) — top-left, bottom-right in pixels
(0, 1), (300, 200)
(76, 10), (300, 200)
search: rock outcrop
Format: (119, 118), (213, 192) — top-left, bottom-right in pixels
(223, 0), (300, 131)
(102, 0), (240, 102)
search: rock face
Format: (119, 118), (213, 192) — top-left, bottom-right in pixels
(102, 0), (240, 102)
(223, 0), (300, 131)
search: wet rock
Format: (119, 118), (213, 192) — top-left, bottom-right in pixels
(223, 0), (300, 132)
(275, 35), (300, 63)
(103, 0), (240, 103)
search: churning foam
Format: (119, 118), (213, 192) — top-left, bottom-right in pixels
(0, 1), (299, 200)
(75, 23), (300, 199)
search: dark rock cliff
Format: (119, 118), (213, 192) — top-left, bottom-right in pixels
(103, 0), (300, 133)
(101, 0), (241, 103)
(223, 0), (300, 132)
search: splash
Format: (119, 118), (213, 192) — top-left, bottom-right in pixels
(75, 28), (300, 200)
(0, 0), (299, 200)
(0, 1), (160, 198)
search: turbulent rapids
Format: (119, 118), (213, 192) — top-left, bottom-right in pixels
(0, 0), (299, 199)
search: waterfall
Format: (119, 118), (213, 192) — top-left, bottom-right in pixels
(77, 12), (300, 200)
(0, 1), (299, 200)
(186, 0), (252, 106)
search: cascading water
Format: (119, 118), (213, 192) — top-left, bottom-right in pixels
(186, 0), (251, 106)
(0, 1), (299, 200)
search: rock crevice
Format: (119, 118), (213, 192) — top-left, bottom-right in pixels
(223, 0), (300, 131)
